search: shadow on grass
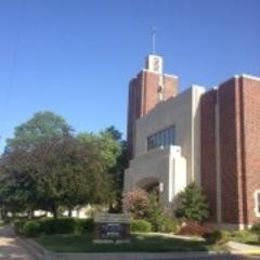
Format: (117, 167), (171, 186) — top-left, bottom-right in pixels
(245, 241), (260, 246)
(36, 233), (226, 253)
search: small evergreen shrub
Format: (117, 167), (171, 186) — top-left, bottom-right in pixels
(75, 218), (94, 234)
(145, 193), (164, 232)
(40, 218), (76, 235)
(23, 220), (42, 237)
(175, 183), (209, 223)
(145, 192), (177, 232)
(130, 219), (152, 233)
(178, 222), (209, 236)
(251, 223), (260, 234)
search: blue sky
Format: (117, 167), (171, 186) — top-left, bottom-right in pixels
(0, 0), (259, 151)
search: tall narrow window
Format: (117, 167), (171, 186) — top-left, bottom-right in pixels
(258, 193), (260, 213)
(255, 190), (260, 217)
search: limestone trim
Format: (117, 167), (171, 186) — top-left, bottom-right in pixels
(254, 190), (260, 217)
(142, 69), (160, 75)
(163, 73), (179, 79)
(241, 74), (260, 82)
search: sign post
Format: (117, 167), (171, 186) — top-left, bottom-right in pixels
(93, 213), (130, 243)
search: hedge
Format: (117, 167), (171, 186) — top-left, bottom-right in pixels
(14, 217), (94, 237)
(130, 219), (152, 233)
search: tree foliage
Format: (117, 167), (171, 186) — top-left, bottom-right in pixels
(6, 111), (72, 152)
(0, 111), (125, 218)
(175, 182), (209, 223)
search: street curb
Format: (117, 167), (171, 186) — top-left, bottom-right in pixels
(35, 251), (256, 260)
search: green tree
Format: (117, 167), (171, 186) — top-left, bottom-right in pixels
(175, 182), (209, 223)
(0, 148), (39, 218)
(103, 126), (128, 212)
(6, 111), (72, 152)
(27, 136), (108, 218)
(0, 111), (74, 217)
(0, 113), (126, 218)
(77, 127), (123, 208)
(77, 129), (120, 171)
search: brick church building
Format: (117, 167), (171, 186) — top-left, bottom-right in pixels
(124, 54), (260, 229)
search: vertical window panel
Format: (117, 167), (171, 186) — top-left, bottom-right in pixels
(258, 193), (260, 213)
(147, 125), (175, 151)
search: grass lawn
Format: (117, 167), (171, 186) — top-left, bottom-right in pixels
(36, 233), (227, 253)
(230, 230), (260, 246)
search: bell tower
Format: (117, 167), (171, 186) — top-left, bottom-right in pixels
(127, 54), (178, 159)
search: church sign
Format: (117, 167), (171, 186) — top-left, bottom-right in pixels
(93, 213), (130, 243)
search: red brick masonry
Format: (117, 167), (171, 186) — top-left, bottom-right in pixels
(127, 70), (178, 159)
(201, 75), (260, 227)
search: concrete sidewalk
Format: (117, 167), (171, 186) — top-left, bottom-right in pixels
(0, 225), (40, 260)
(228, 241), (260, 255)
(41, 252), (254, 260)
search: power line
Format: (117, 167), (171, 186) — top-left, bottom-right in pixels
(1, 0), (27, 149)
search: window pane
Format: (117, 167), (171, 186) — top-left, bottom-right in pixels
(162, 131), (166, 147)
(171, 126), (175, 144)
(151, 136), (155, 149)
(159, 132), (163, 147)
(147, 125), (175, 151)
(166, 128), (170, 146)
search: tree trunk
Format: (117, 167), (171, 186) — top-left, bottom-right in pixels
(68, 208), (72, 217)
(52, 205), (58, 219)
(28, 209), (34, 219)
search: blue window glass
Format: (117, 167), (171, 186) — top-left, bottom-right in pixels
(147, 125), (175, 151)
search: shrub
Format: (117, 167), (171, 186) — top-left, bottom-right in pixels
(204, 230), (231, 245)
(123, 189), (149, 219)
(14, 220), (26, 235)
(175, 183), (209, 223)
(251, 223), (260, 234)
(178, 222), (209, 236)
(23, 220), (42, 237)
(159, 217), (178, 233)
(130, 219), (152, 233)
(145, 192), (166, 232)
(231, 230), (259, 244)
(40, 218), (76, 235)
(75, 218), (94, 234)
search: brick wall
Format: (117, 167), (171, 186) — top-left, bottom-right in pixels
(200, 90), (217, 222)
(163, 75), (178, 101)
(201, 76), (260, 226)
(240, 77), (260, 225)
(127, 70), (178, 159)
(142, 71), (160, 115)
(218, 79), (241, 224)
